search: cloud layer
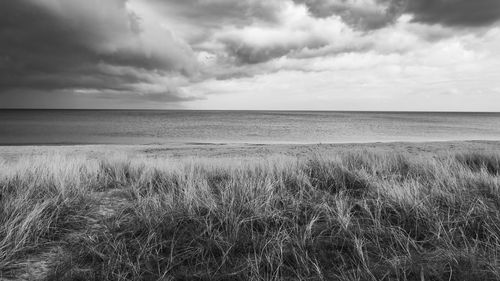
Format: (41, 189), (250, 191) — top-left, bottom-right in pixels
(407, 0), (500, 27)
(1, 0), (499, 109)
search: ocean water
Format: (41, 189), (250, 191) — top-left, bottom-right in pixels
(1, 110), (500, 145)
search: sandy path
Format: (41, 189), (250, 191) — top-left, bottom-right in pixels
(1, 190), (132, 281)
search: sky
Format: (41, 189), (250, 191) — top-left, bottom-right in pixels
(1, 0), (500, 111)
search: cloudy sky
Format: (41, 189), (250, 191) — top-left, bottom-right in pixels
(1, 0), (500, 110)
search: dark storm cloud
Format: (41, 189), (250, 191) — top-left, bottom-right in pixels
(406, 0), (500, 27)
(0, 0), (198, 105)
(292, 0), (406, 30)
(293, 0), (500, 29)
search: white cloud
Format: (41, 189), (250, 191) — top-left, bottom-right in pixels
(183, 17), (500, 111)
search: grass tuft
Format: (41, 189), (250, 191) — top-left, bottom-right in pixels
(1, 150), (500, 280)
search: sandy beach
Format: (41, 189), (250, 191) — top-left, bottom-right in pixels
(1, 140), (500, 162)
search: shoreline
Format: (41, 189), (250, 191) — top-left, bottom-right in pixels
(0, 139), (500, 147)
(1, 140), (500, 162)
(2, 137), (500, 146)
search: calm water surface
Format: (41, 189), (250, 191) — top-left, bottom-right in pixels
(1, 110), (500, 145)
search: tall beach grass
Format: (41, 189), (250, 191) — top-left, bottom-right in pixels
(1, 150), (500, 280)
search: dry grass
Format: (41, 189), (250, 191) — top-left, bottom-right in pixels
(1, 150), (500, 280)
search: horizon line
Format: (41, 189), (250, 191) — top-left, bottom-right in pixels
(1, 108), (500, 114)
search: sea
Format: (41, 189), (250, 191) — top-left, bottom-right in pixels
(1, 110), (500, 145)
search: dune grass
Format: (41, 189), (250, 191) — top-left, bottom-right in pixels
(1, 150), (500, 280)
